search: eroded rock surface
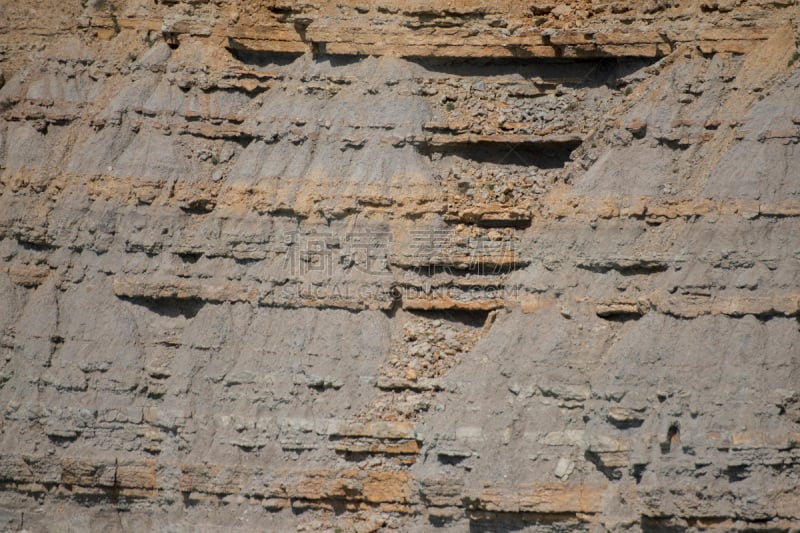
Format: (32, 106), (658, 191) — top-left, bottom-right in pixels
(1, 1), (799, 531)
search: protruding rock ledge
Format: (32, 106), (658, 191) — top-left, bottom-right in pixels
(112, 277), (258, 304)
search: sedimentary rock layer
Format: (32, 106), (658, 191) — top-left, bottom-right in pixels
(1, 1), (799, 531)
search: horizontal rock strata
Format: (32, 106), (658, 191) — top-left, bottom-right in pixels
(1, 0), (799, 531)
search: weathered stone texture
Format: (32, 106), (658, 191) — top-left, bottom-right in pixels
(1, 0), (799, 531)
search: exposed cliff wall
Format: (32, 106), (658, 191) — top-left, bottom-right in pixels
(1, 1), (799, 531)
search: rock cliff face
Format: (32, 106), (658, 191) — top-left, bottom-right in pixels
(1, 1), (800, 531)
